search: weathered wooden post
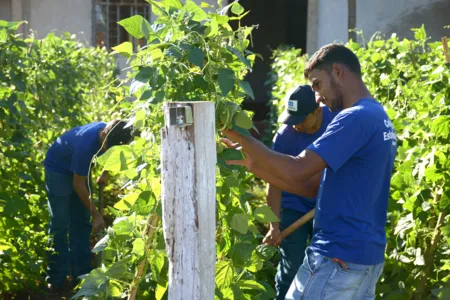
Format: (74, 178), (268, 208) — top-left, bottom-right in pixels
(161, 102), (216, 300)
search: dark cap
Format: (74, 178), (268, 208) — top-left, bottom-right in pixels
(278, 85), (318, 125)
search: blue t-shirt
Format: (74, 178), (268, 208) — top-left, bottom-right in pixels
(44, 122), (106, 176)
(272, 107), (335, 214)
(307, 98), (397, 265)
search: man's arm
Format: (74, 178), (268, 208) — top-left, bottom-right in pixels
(263, 183), (282, 246)
(73, 173), (105, 232)
(222, 132), (326, 198)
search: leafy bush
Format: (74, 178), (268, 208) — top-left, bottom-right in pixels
(0, 21), (118, 293)
(270, 26), (450, 299)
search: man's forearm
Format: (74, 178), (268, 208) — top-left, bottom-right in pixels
(74, 184), (100, 217)
(243, 137), (312, 185)
(266, 184), (282, 227)
(254, 162), (320, 198)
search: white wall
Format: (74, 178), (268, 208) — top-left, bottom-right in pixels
(356, 0), (449, 42)
(0, 0), (11, 21)
(29, 0), (92, 44)
(316, 0), (348, 49)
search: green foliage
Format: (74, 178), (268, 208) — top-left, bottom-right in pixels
(74, 1), (276, 299)
(0, 23), (118, 293)
(271, 26), (450, 299)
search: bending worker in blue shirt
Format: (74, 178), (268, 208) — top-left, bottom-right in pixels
(263, 85), (334, 299)
(43, 120), (133, 293)
(223, 44), (397, 299)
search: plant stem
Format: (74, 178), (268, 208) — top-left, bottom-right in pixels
(128, 213), (160, 300)
(416, 193), (446, 300)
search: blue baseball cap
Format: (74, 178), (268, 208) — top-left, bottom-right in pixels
(278, 85), (319, 125)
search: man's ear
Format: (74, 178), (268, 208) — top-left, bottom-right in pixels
(332, 63), (344, 79)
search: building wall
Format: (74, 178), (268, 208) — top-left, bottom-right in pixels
(29, 0), (92, 44)
(310, 0), (449, 52)
(316, 0), (348, 49)
(0, 0), (11, 21)
(356, 0), (449, 42)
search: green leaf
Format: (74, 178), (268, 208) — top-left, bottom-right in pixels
(207, 16), (219, 37)
(162, 0), (183, 9)
(165, 46), (183, 58)
(221, 148), (244, 160)
(218, 68), (235, 96)
(440, 188), (450, 210)
(256, 244), (278, 260)
(132, 238), (145, 256)
(230, 243), (256, 266)
(238, 80), (255, 100)
(234, 110), (252, 130)
(114, 192), (140, 211)
(0, 20), (26, 30)
(215, 261), (234, 289)
(226, 46), (252, 68)
(431, 116), (450, 139)
(254, 205), (279, 223)
(0, 28), (7, 43)
(106, 258), (131, 278)
(231, 1), (245, 16)
(140, 18), (152, 40)
(246, 251), (264, 272)
(92, 235), (109, 253)
(97, 145), (134, 172)
(441, 225), (450, 237)
(187, 47), (205, 68)
(239, 280), (266, 291)
(182, 0), (208, 22)
(148, 249), (165, 281)
(112, 41), (133, 58)
(432, 288), (450, 299)
(118, 15), (145, 39)
(231, 213), (249, 234)
(155, 281), (168, 300)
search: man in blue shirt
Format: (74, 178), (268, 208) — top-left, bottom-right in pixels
(222, 44), (397, 299)
(263, 85), (334, 299)
(44, 119), (133, 293)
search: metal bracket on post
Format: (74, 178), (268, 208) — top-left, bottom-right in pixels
(169, 104), (194, 128)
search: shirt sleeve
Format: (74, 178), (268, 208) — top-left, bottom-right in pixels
(307, 112), (368, 172)
(70, 146), (92, 176)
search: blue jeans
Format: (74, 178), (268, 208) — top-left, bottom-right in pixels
(285, 248), (384, 300)
(275, 209), (313, 300)
(45, 169), (92, 286)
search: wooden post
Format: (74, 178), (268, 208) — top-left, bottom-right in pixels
(161, 101), (216, 300)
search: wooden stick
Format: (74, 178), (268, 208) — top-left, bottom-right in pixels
(442, 37), (450, 63)
(95, 184), (105, 268)
(128, 213), (160, 300)
(280, 208), (315, 241)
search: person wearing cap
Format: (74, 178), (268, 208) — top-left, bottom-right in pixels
(43, 120), (134, 294)
(263, 85), (335, 299)
(221, 44), (397, 299)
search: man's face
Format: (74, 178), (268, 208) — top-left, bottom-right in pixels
(309, 67), (344, 112)
(293, 108), (321, 133)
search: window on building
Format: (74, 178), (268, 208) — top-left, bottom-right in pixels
(94, 0), (151, 49)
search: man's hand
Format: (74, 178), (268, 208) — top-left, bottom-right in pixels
(92, 213), (106, 233)
(221, 130), (255, 170)
(96, 171), (109, 186)
(263, 223), (281, 247)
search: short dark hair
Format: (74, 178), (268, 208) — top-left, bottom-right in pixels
(104, 119), (134, 148)
(304, 44), (362, 78)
